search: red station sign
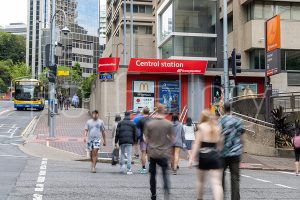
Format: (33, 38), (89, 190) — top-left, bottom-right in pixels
(98, 57), (120, 72)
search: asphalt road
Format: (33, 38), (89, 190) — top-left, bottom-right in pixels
(0, 101), (41, 200)
(6, 158), (300, 200)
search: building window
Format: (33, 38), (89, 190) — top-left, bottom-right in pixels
(161, 38), (173, 59)
(174, 0), (216, 34)
(276, 2), (291, 20)
(291, 3), (300, 20)
(160, 3), (173, 41)
(282, 50), (300, 71)
(249, 49), (265, 69)
(228, 16), (233, 33)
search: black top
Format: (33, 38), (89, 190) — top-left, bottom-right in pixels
(115, 117), (137, 145)
(136, 116), (152, 142)
(201, 141), (217, 148)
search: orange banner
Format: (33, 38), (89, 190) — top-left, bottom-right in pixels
(267, 15), (281, 52)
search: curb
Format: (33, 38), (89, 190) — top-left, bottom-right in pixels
(21, 116), (39, 138)
(240, 166), (294, 172)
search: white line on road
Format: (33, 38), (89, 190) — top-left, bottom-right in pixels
(275, 184), (296, 189)
(0, 109), (10, 116)
(0, 154), (27, 158)
(253, 178), (271, 183)
(33, 158), (48, 200)
(277, 171), (296, 175)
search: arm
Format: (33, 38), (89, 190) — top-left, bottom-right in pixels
(181, 125), (186, 145)
(115, 123), (120, 146)
(189, 126), (202, 167)
(133, 123), (138, 144)
(83, 122), (88, 143)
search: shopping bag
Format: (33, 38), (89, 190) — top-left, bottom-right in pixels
(111, 148), (119, 165)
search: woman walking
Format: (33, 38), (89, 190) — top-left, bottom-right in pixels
(293, 120), (300, 176)
(183, 117), (196, 159)
(171, 114), (185, 175)
(189, 110), (223, 200)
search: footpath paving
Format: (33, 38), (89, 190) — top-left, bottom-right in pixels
(23, 108), (295, 172)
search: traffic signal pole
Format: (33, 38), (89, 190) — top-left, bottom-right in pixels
(223, 0), (229, 103)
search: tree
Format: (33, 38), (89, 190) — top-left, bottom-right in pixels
(82, 74), (96, 98)
(9, 63), (31, 80)
(0, 32), (26, 63)
(0, 60), (13, 92)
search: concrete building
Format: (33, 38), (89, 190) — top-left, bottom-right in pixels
(99, 4), (107, 57)
(102, 0), (155, 63)
(27, 0), (100, 78)
(220, 0), (300, 92)
(2, 23), (27, 36)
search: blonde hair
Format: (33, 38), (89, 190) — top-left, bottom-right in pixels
(199, 110), (220, 141)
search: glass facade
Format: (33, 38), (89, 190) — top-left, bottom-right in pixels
(247, 1), (300, 21)
(159, 0), (217, 60)
(249, 49), (300, 71)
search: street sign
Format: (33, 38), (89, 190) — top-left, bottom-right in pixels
(265, 15), (281, 77)
(57, 70), (70, 76)
(99, 73), (114, 81)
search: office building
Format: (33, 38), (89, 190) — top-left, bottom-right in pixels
(102, 0), (155, 63)
(99, 4), (106, 57)
(2, 23), (27, 36)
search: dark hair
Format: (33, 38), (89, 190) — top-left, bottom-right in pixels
(186, 117), (193, 126)
(124, 111), (131, 117)
(224, 102), (231, 113)
(92, 110), (99, 114)
(172, 113), (179, 122)
(115, 114), (121, 122)
(142, 107), (150, 115)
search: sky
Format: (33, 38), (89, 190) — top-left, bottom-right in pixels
(0, 0), (27, 27)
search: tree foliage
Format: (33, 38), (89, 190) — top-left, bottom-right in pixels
(9, 63), (31, 80)
(0, 32), (26, 63)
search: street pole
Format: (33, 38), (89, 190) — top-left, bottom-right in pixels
(48, 0), (56, 138)
(123, 0), (127, 65)
(223, 0), (229, 103)
(130, 0), (134, 58)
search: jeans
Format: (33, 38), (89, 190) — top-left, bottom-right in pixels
(223, 156), (240, 200)
(149, 157), (170, 199)
(120, 144), (132, 170)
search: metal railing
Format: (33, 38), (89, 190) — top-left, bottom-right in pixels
(232, 112), (274, 128)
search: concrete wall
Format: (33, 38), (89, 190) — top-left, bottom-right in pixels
(90, 68), (128, 127)
(271, 72), (300, 93)
(243, 120), (277, 156)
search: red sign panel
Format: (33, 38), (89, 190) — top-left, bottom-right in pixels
(98, 57), (120, 72)
(128, 58), (208, 74)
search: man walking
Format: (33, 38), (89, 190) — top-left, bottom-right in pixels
(136, 107), (151, 174)
(144, 104), (175, 200)
(220, 103), (245, 200)
(115, 112), (137, 175)
(84, 110), (106, 173)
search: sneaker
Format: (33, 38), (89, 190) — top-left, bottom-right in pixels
(120, 165), (126, 174)
(127, 170), (133, 175)
(296, 172), (299, 176)
(91, 167), (96, 173)
(140, 168), (148, 174)
(173, 170), (177, 175)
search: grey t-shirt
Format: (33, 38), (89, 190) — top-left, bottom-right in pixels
(85, 119), (105, 141)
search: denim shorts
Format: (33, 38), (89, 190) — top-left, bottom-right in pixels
(87, 139), (101, 151)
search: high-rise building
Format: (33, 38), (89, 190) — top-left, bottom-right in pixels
(27, 0), (100, 78)
(102, 0), (155, 63)
(2, 23), (27, 36)
(99, 4), (106, 57)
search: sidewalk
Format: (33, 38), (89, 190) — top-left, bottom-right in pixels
(23, 109), (295, 172)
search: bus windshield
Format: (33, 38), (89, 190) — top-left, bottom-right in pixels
(15, 85), (41, 101)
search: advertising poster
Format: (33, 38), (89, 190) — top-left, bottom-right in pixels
(237, 83), (257, 97)
(133, 81), (155, 112)
(159, 81), (180, 113)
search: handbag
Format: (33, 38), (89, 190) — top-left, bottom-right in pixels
(111, 148), (119, 165)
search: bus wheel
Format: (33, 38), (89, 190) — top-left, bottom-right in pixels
(16, 108), (21, 111)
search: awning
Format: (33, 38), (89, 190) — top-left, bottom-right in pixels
(128, 58), (207, 74)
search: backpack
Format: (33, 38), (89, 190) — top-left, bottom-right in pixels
(294, 136), (300, 148)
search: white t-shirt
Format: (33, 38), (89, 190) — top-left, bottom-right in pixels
(183, 125), (195, 141)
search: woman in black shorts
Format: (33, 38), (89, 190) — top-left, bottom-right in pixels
(189, 110), (223, 200)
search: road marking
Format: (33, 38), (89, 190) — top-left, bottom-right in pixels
(278, 171), (295, 175)
(253, 178), (271, 183)
(241, 174), (251, 178)
(0, 154), (27, 158)
(275, 184), (296, 189)
(33, 158), (48, 200)
(0, 109), (10, 116)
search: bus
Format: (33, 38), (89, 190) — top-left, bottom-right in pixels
(14, 79), (45, 111)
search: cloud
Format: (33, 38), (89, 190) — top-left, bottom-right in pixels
(0, 0), (27, 27)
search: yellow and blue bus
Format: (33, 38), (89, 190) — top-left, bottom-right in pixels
(14, 79), (45, 111)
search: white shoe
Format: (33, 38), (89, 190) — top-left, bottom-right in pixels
(120, 165), (126, 174)
(127, 170), (133, 175)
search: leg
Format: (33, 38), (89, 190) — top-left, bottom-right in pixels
(120, 144), (126, 169)
(171, 147), (175, 170)
(209, 169), (224, 200)
(149, 157), (157, 199)
(126, 144), (133, 170)
(157, 158), (170, 196)
(173, 147), (181, 172)
(141, 150), (147, 168)
(91, 148), (99, 172)
(222, 158), (229, 191)
(197, 170), (206, 200)
(229, 157), (240, 200)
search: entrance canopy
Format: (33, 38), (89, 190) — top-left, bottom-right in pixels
(128, 58), (208, 74)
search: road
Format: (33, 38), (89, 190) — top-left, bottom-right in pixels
(5, 158), (300, 200)
(0, 101), (41, 200)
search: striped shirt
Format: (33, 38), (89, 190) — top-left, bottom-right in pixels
(220, 114), (245, 157)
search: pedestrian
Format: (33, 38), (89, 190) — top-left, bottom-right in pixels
(220, 103), (245, 200)
(72, 94), (79, 108)
(171, 113), (185, 175)
(133, 110), (143, 159)
(183, 117), (196, 159)
(189, 110), (224, 200)
(83, 110), (106, 173)
(64, 96), (71, 110)
(292, 120), (300, 176)
(144, 104), (175, 200)
(112, 114), (121, 147)
(115, 111), (137, 175)
(136, 107), (151, 174)
(58, 94), (65, 110)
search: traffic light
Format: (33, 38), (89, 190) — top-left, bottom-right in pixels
(48, 64), (57, 83)
(232, 48), (242, 77)
(212, 75), (222, 103)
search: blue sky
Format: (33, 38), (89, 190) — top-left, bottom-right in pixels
(76, 0), (99, 36)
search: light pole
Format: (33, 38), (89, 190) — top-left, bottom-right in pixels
(48, 4), (70, 138)
(223, 0), (229, 103)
